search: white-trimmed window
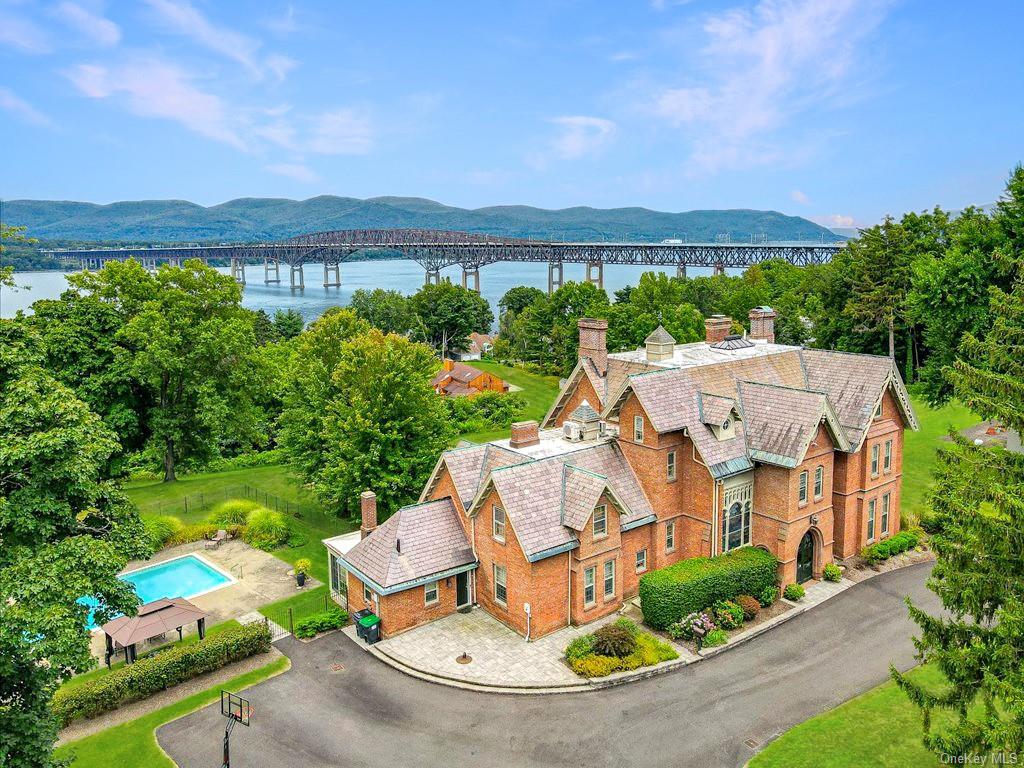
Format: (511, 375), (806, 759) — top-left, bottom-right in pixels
(665, 521), (676, 553)
(492, 504), (506, 543)
(424, 580), (439, 605)
(814, 466), (824, 499)
(871, 445), (880, 477)
(667, 450), (677, 482)
(583, 566), (596, 606)
(493, 563), (507, 606)
(867, 499), (876, 543)
(721, 479), (754, 554)
(798, 470), (808, 504)
(363, 583), (373, 605)
(636, 549), (647, 573)
(634, 415), (644, 443)
(603, 560), (615, 598)
(884, 440), (892, 472)
(881, 493), (890, 535)
(593, 504), (608, 538)
(875, 401), (883, 418)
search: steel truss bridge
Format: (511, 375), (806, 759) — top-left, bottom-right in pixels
(46, 228), (845, 293)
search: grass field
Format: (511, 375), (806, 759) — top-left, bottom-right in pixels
(749, 665), (979, 767)
(902, 396), (977, 526)
(459, 360), (561, 443)
(54, 656), (290, 768)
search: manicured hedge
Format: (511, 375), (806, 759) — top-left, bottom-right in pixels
(638, 547), (778, 629)
(294, 608), (348, 639)
(52, 621), (272, 726)
(861, 530), (920, 565)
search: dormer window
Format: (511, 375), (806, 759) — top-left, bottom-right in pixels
(593, 504), (608, 538)
(721, 419), (732, 431)
(874, 401), (883, 418)
(633, 415), (644, 443)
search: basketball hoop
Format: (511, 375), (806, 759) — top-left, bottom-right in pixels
(220, 691), (252, 768)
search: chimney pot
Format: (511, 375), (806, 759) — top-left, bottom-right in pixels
(360, 490), (378, 539)
(577, 317), (608, 376)
(510, 420), (540, 448)
(704, 314), (733, 345)
(748, 306), (777, 344)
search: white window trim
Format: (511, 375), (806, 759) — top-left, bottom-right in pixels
(636, 549), (647, 573)
(875, 401), (883, 418)
(665, 521), (676, 553)
(593, 504), (608, 539)
(881, 493), (890, 535)
(603, 559), (615, 599)
(493, 563), (507, 606)
(871, 444), (880, 477)
(424, 580), (439, 606)
(798, 470), (808, 504)
(634, 415), (644, 443)
(814, 466), (824, 499)
(583, 566), (596, 607)
(884, 440), (892, 473)
(492, 504), (506, 543)
(867, 499), (876, 543)
(363, 583), (373, 605)
(667, 450), (677, 482)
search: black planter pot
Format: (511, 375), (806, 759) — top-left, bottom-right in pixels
(296, 572), (307, 587)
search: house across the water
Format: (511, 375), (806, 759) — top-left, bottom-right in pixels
(326, 308), (916, 639)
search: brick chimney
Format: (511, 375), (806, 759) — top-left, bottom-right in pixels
(704, 315), (732, 345)
(360, 490), (378, 539)
(510, 420), (540, 448)
(578, 317), (608, 376)
(749, 306), (777, 343)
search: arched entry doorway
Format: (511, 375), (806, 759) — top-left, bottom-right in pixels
(796, 531), (815, 583)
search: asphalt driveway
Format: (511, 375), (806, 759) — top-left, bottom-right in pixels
(159, 562), (937, 768)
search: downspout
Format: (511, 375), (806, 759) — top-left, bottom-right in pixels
(711, 480), (719, 557)
(470, 516), (478, 605)
(525, 602), (532, 642)
(567, 551), (572, 628)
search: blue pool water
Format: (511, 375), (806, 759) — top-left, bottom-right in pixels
(83, 555), (233, 630)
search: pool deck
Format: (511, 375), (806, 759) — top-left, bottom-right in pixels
(89, 539), (319, 660)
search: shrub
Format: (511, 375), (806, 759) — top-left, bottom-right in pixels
(243, 507), (291, 551)
(620, 634), (679, 671)
(668, 611), (715, 641)
(285, 531), (309, 549)
(783, 583), (805, 601)
(164, 522), (243, 547)
(293, 558), (312, 577)
(638, 547), (778, 629)
(713, 600), (744, 630)
(703, 629), (728, 647)
(293, 608), (347, 639)
(736, 595), (760, 621)
(591, 624), (637, 658)
(565, 634), (596, 662)
(758, 586), (778, 607)
(822, 563), (842, 582)
(613, 617), (639, 637)
(51, 621), (271, 726)
(569, 654), (621, 678)
(208, 499), (258, 526)
(144, 515), (183, 550)
(861, 530), (921, 564)
(205, 448), (285, 472)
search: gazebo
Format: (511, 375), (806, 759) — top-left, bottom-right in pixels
(101, 597), (207, 666)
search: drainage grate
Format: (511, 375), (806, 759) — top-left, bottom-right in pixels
(329, 663), (345, 673)
(743, 738), (760, 750)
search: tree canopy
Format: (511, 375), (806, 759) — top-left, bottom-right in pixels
(409, 281), (493, 356)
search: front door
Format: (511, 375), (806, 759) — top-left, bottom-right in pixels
(797, 531), (814, 583)
(456, 571), (470, 608)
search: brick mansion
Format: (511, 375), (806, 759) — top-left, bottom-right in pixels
(326, 308), (917, 640)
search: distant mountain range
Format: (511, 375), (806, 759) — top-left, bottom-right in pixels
(3, 196), (842, 243)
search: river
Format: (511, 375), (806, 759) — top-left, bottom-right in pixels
(0, 260), (727, 323)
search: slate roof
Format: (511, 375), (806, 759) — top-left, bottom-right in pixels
(471, 441), (655, 561)
(737, 381), (849, 466)
(645, 325), (676, 345)
(569, 400), (601, 423)
(340, 497), (475, 593)
(422, 442), (522, 507)
(698, 392), (736, 426)
(560, 465), (610, 531)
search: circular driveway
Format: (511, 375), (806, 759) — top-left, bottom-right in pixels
(159, 562), (937, 768)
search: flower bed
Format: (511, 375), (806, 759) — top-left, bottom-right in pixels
(665, 593), (793, 654)
(565, 618), (679, 678)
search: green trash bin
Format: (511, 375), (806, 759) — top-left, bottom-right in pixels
(359, 614), (381, 644)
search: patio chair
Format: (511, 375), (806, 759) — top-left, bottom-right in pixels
(204, 529), (228, 550)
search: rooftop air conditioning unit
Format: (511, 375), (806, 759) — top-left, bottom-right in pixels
(563, 422), (582, 442)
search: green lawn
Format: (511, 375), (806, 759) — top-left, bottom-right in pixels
(257, 584), (341, 632)
(59, 620), (241, 693)
(749, 665), (978, 768)
(54, 656), (290, 768)
(460, 360), (561, 443)
(125, 464), (357, 583)
(902, 396), (977, 526)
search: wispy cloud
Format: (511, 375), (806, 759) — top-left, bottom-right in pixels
(66, 59), (247, 150)
(51, 2), (121, 47)
(306, 109), (373, 155)
(143, 0), (295, 81)
(0, 86), (54, 127)
(791, 189), (809, 205)
(549, 115), (617, 160)
(0, 11), (51, 53)
(651, 0), (890, 174)
(813, 213), (857, 228)
(266, 162), (319, 183)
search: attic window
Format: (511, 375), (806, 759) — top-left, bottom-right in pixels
(874, 401), (883, 418)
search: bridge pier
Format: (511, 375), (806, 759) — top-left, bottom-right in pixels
(167, 256), (182, 268)
(141, 257), (158, 273)
(230, 257), (247, 284)
(676, 264), (687, 279)
(585, 260), (604, 290)
(264, 256), (280, 284)
(425, 268), (441, 286)
(547, 261), (563, 295)
(290, 263), (304, 290)
(712, 263), (726, 277)
(323, 262), (341, 288)
(461, 266), (480, 292)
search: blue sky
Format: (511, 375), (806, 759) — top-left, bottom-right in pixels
(0, 0), (1021, 226)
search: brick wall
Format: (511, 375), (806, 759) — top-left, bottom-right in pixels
(551, 373), (602, 427)
(345, 570), (461, 639)
(424, 463), (470, 533)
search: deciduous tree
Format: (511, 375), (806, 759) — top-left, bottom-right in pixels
(409, 281), (493, 356)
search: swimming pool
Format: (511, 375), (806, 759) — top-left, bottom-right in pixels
(83, 554), (235, 630)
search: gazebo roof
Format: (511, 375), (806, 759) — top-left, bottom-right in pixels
(101, 597), (207, 648)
